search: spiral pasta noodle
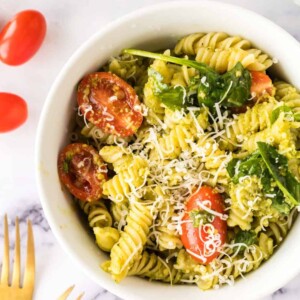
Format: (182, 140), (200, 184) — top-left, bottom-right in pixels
(194, 133), (231, 185)
(196, 245), (265, 290)
(78, 201), (119, 252)
(78, 201), (113, 228)
(174, 32), (252, 55)
(126, 251), (188, 283)
(103, 157), (149, 202)
(274, 81), (300, 115)
(143, 50), (176, 123)
(175, 32), (272, 72)
(222, 100), (276, 148)
(105, 201), (153, 282)
(241, 115), (299, 156)
(265, 219), (289, 245)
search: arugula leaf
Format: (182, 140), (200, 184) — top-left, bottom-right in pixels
(226, 143), (299, 213)
(124, 49), (217, 75)
(257, 142), (300, 206)
(271, 191), (291, 214)
(198, 62), (251, 108)
(220, 62), (252, 107)
(159, 87), (189, 110)
(226, 152), (265, 184)
(234, 230), (257, 253)
(125, 49), (251, 110)
(270, 106), (293, 124)
(148, 68), (189, 110)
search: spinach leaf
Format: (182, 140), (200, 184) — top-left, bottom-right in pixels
(125, 49), (251, 110)
(148, 68), (188, 110)
(124, 49), (217, 76)
(270, 106), (293, 124)
(226, 143), (299, 213)
(257, 142), (300, 206)
(198, 62), (251, 108)
(234, 230), (257, 253)
(226, 151), (265, 184)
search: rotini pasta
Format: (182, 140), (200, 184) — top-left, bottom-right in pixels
(274, 81), (300, 115)
(105, 201), (153, 281)
(175, 32), (273, 72)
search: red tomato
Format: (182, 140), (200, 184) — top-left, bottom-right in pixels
(0, 92), (28, 133)
(77, 72), (143, 137)
(181, 186), (227, 264)
(250, 71), (273, 97)
(58, 143), (107, 202)
(0, 10), (46, 66)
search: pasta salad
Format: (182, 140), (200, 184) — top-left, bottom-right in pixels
(57, 32), (300, 290)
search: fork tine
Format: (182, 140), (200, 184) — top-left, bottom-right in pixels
(23, 220), (35, 289)
(12, 217), (21, 287)
(57, 285), (75, 300)
(1, 215), (10, 285)
(76, 292), (85, 300)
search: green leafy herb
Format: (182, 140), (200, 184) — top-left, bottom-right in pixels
(189, 210), (213, 227)
(234, 230), (257, 253)
(226, 152), (265, 184)
(148, 68), (190, 110)
(197, 62), (251, 108)
(270, 106), (293, 124)
(257, 142), (300, 206)
(124, 49), (251, 110)
(226, 142), (299, 212)
(124, 49), (217, 75)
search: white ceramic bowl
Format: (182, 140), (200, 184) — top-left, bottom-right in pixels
(36, 1), (300, 299)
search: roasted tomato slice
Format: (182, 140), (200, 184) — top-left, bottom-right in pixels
(77, 72), (143, 137)
(58, 143), (107, 202)
(180, 186), (227, 265)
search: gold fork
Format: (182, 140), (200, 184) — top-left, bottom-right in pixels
(58, 285), (84, 300)
(0, 215), (35, 300)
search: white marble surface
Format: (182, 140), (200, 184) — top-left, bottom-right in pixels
(0, 0), (300, 299)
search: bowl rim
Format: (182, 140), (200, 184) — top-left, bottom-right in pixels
(35, 1), (300, 299)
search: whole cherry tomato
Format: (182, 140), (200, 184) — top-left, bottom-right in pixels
(58, 143), (107, 202)
(77, 72), (143, 137)
(181, 186), (227, 264)
(0, 10), (46, 66)
(0, 92), (28, 133)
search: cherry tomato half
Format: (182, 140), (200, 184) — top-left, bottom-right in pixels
(0, 10), (46, 66)
(58, 143), (107, 202)
(77, 72), (143, 137)
(181, 186), (227, 264)
(0, 92), (28, 133)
